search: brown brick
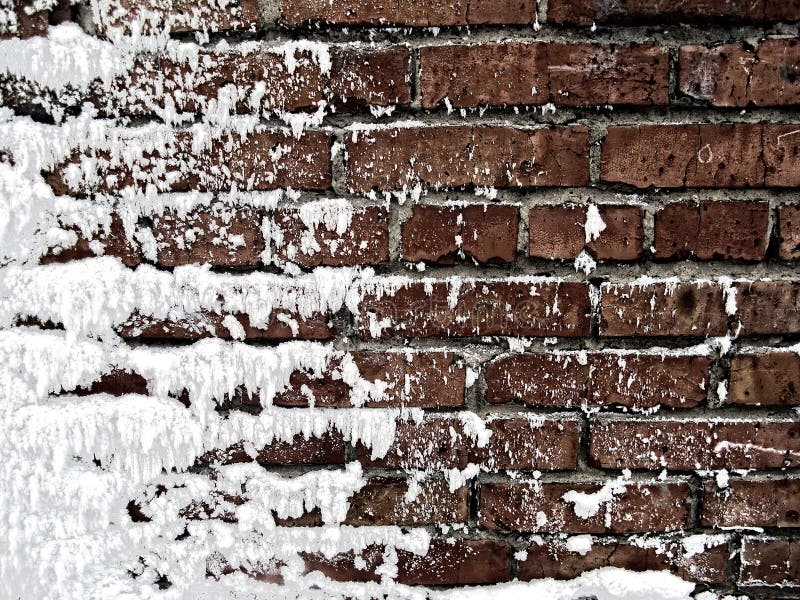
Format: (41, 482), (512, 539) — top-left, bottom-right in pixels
(520, 538), (728, 583)
(734, 281), (800, 335)
(357, 416), (580, 471)
(421, 43), (668, 109)
(0, 0), (49, 39)
(40, 215), (141, 267)
(654, 201), (769, 261)
(271, 350), (465, 408)
(740, 537), (800, 586)
(401, 204), (519, 264)
(485, 352), (708, 409)
(479, 481), (690, 533)
(600, 281), (729, 337)
(601, 124), (767, 189)
(95, 0), (260, 36)
(729, 352), (800, 406)
(271, 205), (389, 267)
(94, 47), (410, 116)
(346, 126), (589, 193)
(779, 204), (800, 260)
(702, 478), (800, 528)
(46, 129), (331, 196)
(763, 125), (800, 188)
(151, 209), (264, 267)
(280, 0), (537, 27)
(589, 353), (710, 409)
(590, 418), (800, 470)
(118, 311), (333, 341)
(73, 370), (150, 397)
(303, 540), (512, 585)
(345, 478), (468, 526)
(528, 204), (643, 260)
(353, 278), (591, 338)
(680, 40), (800, 108)
(547, 0), (800, 26)
(200, 432), (346, 465)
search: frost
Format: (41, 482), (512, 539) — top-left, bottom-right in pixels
(574, 249), (596, 275)
(562, 471), (632, 519)
(584, 204), (607, 244)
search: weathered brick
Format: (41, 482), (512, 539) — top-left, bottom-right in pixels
(421, 43), (668, 109)
(547, 0), (800, 26)
(520, 538), (728, 583)
(93, 47), (410, 116)
(40, 215), (141, 267)
(346, 126), (589, 193)
(680, 40), (800, 107)
(151, 209), (265, 268)
(0, 0), (51, 39)
(353, 278), (591, 338)
(270, 205), (389, 267)
(94, 0), (260, 36)
(303, 540), (512, 585)
(590, 418), (800, 470)
(479, 481), (690, 533)
(601, 124), (768, 189)
(199, 432), (346, 465)
(118, 311), (333, 341)
(345, 478), (468, 526)
(73, 369), (150, 397)
(600, 281), (729, 337)
(654, 201), (769, 261)
(739, 537), (800, 586)
(357, 416), (580, 471)
(528, 204), (643, 260)
(702, 478), (800, 528)
(401, 204), (519, 264)
(734, 281), (800, 335)
(46, 129), (331, 196)
(728, 352), (800, 406)
(280, 0), (537, 27)
(778, 204), (800, 260)
(272, 350), (465, 408)
(486, 352), (709, 409)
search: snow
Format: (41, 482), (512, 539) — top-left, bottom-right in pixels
(584, 204), (607, 243)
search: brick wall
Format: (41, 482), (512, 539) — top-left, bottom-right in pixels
(2, 0), (800, 598)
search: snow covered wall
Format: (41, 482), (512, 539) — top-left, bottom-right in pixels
(1, 0), (799, 598)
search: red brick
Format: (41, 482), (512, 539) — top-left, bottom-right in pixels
(0, 0), (49, 39)
(589, 353), (710, 409)
(303, 540), (512, 585)
(280, 0), (537, 27)
(680, 40), (800, 108)
(600, 281), (729, 337)
(151, 209), (264, 267)
(702, 478), (800, 528)
(272, 350), (466, 408)
(40, 215), (141, 267)
(94, 47), (410, 116)
(357, 416), (580, 471)
(401, 204), (519, 264)
(480, 481), (690, 533)
(590, 418), (800, 470)
(601, 124), (767, 189)
(764, 125), (800, 187)
(118, 311), (333, 341)
(779, 204), (800, 260)
(73, 370), (150, 397)
(528, 204), (643, 260)
(94, 0), (260, 36)
(346, 126), (589, 193)
(270, 205), (389, 267)
(199, 432), (345, 465)
(520, 538), (728, 583)
(46, 129), (331, 196)
(421, 43), (668, 109)
(485, 352), (709, 409)
(344, 478), (468, 526)
(728, 352), (800, 406)
(547, 0), (800, 26)
(734, 281), (800, 335)
(353, 278), (591, 338)
(654, 201), (769, 261)
(739, 537), (800, 586)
